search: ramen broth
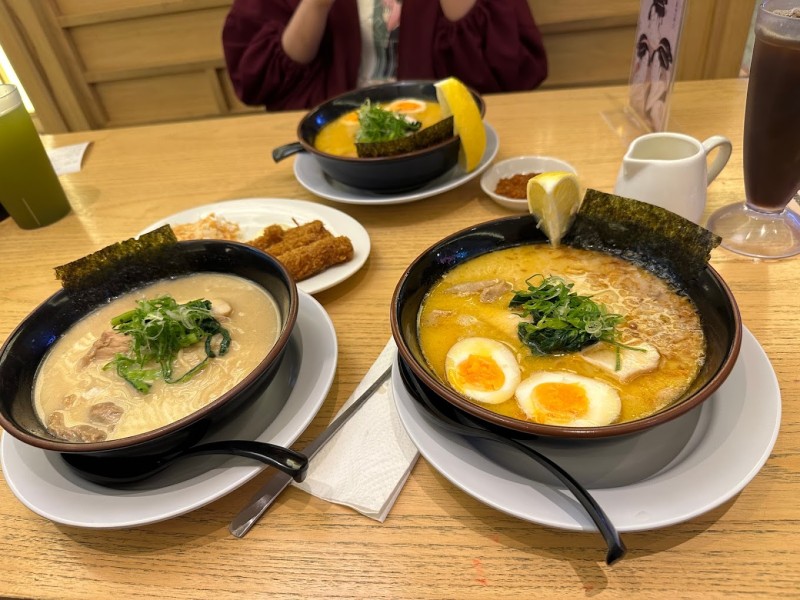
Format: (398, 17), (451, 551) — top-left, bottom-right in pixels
(34, 273), (281, 442)
(418, 245), (706, 425)
(314, 99), (444, 157)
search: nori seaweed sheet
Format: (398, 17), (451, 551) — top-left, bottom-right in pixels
(55, 225), (179, 300)
(355, 116), (454, 158)
(563, 189), (721, 286)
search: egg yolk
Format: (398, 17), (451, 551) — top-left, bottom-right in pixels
(341, 111), (359, 125)
(533, 382), (589, 424)
(454, 355), (505, 392)
(390, 100), (423, 113)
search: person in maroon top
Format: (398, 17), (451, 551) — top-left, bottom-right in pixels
(222, 0), (548, 111)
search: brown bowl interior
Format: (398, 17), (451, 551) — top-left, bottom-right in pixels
(390, 215), (742, 439)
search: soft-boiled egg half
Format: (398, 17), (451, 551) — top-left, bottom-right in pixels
(386, 98), (427, 115)
(515, 372), (621, 427)
(340, 110), (360, 128)
(445, 337), (521, 404)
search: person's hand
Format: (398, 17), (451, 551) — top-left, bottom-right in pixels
(282, 0), (338, 64)
(439, 0), (477, 21)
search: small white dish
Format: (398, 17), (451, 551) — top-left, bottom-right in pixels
(294, 123), (499, 206)
(0, 291), (337, 529)
(480, 155), (578, 211)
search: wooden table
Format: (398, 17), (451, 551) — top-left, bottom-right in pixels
(1, 79), (797, 599)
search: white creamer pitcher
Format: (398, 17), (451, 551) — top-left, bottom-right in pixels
(614, 132), (732, 224)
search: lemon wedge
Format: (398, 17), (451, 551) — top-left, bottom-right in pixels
(526, 171), (582, 247)
(434, 77), (486, 172)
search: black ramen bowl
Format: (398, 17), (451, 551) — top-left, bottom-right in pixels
(391, 215), (742, 440)
(0, 240), (300, 482)
(273, 79), (485, 193)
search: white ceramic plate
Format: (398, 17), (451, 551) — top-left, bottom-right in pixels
(0, 291), (337, 529)
(393, 326), (780, 532)
(293, 123), (499, 205)
(140, 198), (370, 295)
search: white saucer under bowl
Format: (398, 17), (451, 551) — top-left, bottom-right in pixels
(392, 326), (780, 532)
(0, 291), (337, 529)
(293, 123), (499, 206)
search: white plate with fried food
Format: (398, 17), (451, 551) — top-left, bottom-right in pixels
(139, 198), (370, 294)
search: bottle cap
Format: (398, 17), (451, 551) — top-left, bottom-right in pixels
(0, 84), (22, 118)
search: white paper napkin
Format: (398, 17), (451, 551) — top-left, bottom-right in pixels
(47, 142), (91, 175)
(292, 339), (418, 521)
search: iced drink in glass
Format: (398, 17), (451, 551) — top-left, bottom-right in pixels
(0, 84), (71, 229)
(706, 1), (800, 259)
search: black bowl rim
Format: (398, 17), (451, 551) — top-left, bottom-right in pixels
(295, 79), (485, 165)
(390, 215), (743, 439)
(0, 240), (299, 453)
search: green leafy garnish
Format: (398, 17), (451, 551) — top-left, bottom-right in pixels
(104, 295), (231, 393)
(509, 275), (628, 356)
(355, 100), (421, 143)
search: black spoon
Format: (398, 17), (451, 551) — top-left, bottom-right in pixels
(397, 359), (626, 566)
(60, 440), (309, 486)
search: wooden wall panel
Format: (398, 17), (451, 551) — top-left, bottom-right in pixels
(71, 9), (228, 75)
(539, 27), (637, 89)
(96, 71), (221, 126)
(530, 0), (640, 31)
(679, 0), (756, 80)
(0, 0), (756, 132)
(55, 0), (170, 13)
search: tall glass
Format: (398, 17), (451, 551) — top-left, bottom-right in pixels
(706, 1), (800, 259)
(0, 84), (71, 229)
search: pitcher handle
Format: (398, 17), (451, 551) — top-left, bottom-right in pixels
(702, 136), (733, 185)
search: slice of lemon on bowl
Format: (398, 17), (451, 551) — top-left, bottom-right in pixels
(527, 171), (583, 247)
(434, 77), (486, 172)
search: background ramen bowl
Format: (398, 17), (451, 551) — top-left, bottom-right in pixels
(480, 155), (578, 211)
(0, 240), (298, 477)
(272, 80), (485, 193)
(390, 215), (742, 440)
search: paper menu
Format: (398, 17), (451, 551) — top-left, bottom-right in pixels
(628, 0), (688, 132)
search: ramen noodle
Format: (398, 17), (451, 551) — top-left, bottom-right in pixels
(417, 245), (705, 426)
(34, 273), (281, 442)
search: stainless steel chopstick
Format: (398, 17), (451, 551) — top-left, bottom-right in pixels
(229, 365), (393, 538)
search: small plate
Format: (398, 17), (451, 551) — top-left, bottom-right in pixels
(293, 123), (499, 206)
(0, 291), (337, 529)
(392, 326), (780, 532)
(480, 155), (578, 211)
(140, 198), (370, 295)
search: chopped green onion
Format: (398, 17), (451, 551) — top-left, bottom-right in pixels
(355, 100), (421, 143)
(104, 295), (230, 393)
(509, 275), (635, 357)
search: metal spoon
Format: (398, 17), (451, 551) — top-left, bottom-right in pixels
(397, 360), (626, 565)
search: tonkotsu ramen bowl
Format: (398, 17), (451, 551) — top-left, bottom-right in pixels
(272, 79), (485, 193)
(0, 240), (300, 483)
(390, 213), (742, 440)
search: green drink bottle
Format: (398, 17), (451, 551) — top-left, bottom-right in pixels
(0, 84), (71, 229)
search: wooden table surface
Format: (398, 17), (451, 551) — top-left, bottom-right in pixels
(1, 79), (798, 599)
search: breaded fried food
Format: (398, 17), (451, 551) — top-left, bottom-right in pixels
(249, 220), (328, 252)
(171, 213), (241, 241)
(259, 227), (333, 256)
(248, 224), (286, 249)
(276, 236), (354, 281)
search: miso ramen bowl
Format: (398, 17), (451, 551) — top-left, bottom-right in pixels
(273, 80), (485, 193)
(390, 215), (742, 440)
(0, 240), (299, 475)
